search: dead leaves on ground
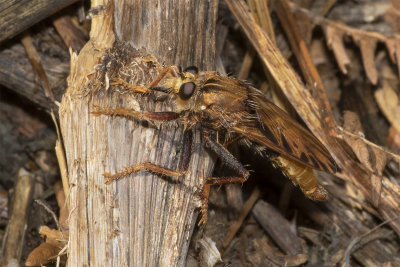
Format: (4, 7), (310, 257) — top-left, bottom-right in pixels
(25, 226), (66, 266)
(226, 0), (400, 241)
(25, 182), (68, 266)
(375, 80), (400, 135)
(292, 3), (400, 85)
(341, 111), (388, 207)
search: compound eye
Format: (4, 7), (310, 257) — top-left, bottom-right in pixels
(179, 82), (195, 100)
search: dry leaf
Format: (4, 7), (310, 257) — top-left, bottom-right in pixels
(385, 38), (400, 82)
(25, 182), (69, 266)
(343, 111), (387, 174)
(375, 80), (400, 134)
(292, 4), (400, 82)
(323, 23), (350, 74)
(352, 33), (378, 85)
(343, 111), (387, 206)
(25, 226), (66, 266)
(371, 174), (383, 207)
(387, 126), (400, 152)
(385, 2), (400, 31)
(25, 242), (60, 266)
(39, 226), (65, 248)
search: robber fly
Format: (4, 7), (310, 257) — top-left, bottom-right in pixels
(93, 65), (337, 223)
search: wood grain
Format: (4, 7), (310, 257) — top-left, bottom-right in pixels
(115, 0), (216, 69)
(0, 0), (78, 42)
(0, 42), (67, 111)
(252, 200), (303, 256)
(59, 0), (217, 266)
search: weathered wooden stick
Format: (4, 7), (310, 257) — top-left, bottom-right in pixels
(0, 0), (78, 42)
(59, 0), (217, 266)
(0, 168), (35, 266)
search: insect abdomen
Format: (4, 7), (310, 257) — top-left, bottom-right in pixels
(271, 155), (328, 201)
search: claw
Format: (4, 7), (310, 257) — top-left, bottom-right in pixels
(103, 172), (114, 185)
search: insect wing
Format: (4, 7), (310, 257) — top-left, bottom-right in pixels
(234, 92), (337, 173)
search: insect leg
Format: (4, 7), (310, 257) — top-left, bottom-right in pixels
(110, 65), (179, 93)
(104, 162), (184, 184)
(92, 105), (180, 123)
(198, 134), (250, 225)
(204, 134), (250, 185)
(178, 129), (193, 172)
(148, 65), (179, 88)
(104, 130), (193, 184)
(110, 78), (151, 93)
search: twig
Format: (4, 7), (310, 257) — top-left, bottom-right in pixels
(343, 216), (400, 267)
(0, 168), (35, 266)
(51, 111), (69, 199)
(35, 199), (66, 243)
(223, 187), (260, 251)
(274, 0), (336, 130)
(21, 33), (55, 101)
